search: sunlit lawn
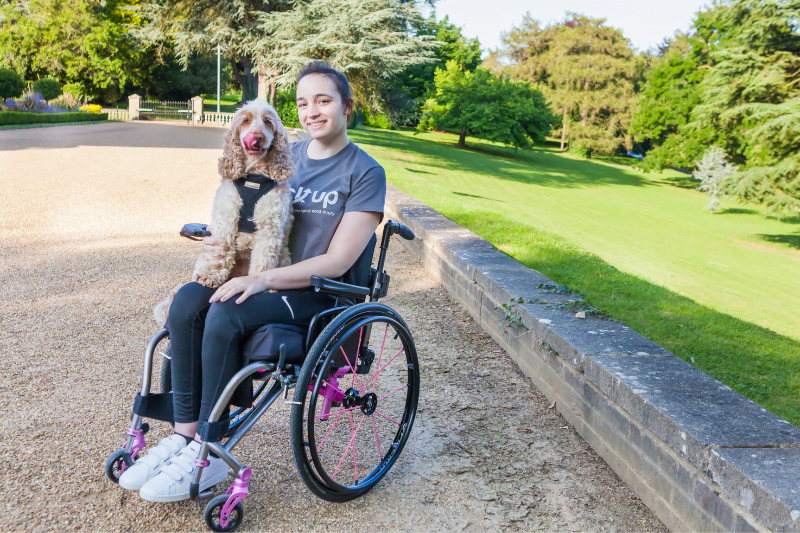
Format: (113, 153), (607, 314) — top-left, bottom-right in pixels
(202, 92), (242, 113)
(349, 126), (800, 427)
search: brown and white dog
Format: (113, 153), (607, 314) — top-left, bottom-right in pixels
(154, 99), (294, 326)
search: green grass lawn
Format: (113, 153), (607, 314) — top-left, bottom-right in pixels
(348, 127), (800, 427)
(202, 92), (242, 113)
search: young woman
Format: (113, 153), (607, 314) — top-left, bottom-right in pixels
(118, 62), (386, 502)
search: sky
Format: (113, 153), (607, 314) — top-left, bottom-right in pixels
(430, 0), (711, 54)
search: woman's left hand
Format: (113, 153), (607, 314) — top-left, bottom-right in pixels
(210, 274), (268, 304)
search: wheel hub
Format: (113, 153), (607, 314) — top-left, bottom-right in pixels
(341, 388), (379, 415)
(361, 392), (378, 415)
(342, 387), (360, 409)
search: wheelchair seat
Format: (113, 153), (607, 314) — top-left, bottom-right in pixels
(243, 324), (306, 364)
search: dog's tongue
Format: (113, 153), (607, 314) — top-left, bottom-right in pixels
(242, 131), (259, 152)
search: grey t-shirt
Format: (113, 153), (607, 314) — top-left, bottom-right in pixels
(287, 139), (386, 264)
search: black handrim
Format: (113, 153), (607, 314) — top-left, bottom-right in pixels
(304, 314), (419, 495)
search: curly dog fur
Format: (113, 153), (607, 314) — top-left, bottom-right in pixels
(154, 99), (294, 326)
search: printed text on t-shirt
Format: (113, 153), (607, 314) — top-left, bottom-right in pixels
(291, 186), (339, 209)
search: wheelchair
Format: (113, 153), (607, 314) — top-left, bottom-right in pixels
(104, 221), (419, 532)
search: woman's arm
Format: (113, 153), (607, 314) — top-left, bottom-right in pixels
(209, 210), (382, 304)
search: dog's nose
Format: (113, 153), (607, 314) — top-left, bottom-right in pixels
(252, 132), (264, 142)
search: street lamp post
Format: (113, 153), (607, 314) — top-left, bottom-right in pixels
(215, 44), (223, 113)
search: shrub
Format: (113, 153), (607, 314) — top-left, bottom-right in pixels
(79, 104), (103, 114)
(0, 111), (108, 126)
(0, 68), (24, 99)
(568, 139), (590, 158)
(51, 93), (81, 112)
(15, 90), (54, 112)
(362, 108), (392, 129)
(274, 89), (301, 129)
(32, 78), (62, 101)
(62, 83), (85, 100)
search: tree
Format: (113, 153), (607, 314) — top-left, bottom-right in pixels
(0, 0), (144, 104)
(252, 0), (436, 122)
(131, 0), (292, 103)
(398, 14), (482, 103)
(418, 61), (555, 149)
(494, 12), (643, 156)
(636, 0), (800, 214)
(694, 147), (738, 212)
(632, 33), (709, 171)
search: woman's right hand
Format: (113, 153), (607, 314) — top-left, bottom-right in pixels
(202, 235), (229, 261)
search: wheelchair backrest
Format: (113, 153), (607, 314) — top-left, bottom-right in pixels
(341, 233), (377, 289)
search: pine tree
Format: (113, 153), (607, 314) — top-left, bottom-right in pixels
(694, 147), (738, 213)
(251, 0), (436, 122)
(130, 0), (292, 102)
(635, 0), (800, 214)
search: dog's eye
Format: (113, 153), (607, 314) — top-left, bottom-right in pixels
(242, 117), (250, 124)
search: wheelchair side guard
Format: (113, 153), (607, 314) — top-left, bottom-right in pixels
(132, 392), (174, 423)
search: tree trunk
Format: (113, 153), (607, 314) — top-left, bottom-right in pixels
(257, 64), (279, 106)
(242, 55), (257, 102)
(624, 133), (633, 151)
(257, 67), (268, 102)
(458, 128), (467, 147)
(269, 80), (277, 108)
(560, 108), (568, 151)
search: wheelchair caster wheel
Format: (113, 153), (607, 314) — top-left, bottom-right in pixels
(104, 449), (134, 484)
(204, 494), (244, 532)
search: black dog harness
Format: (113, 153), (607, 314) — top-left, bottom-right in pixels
(233, 173), (277, 233)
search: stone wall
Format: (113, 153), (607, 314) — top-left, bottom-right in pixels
(384, 184), (800, 532)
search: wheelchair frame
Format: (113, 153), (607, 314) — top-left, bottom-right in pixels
(107, 221), (417, 532)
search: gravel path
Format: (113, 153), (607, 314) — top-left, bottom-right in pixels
(0, 122), (666, 532)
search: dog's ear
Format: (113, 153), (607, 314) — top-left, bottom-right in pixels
(265, 108), (294, 182)
(218, 116), (246, 180)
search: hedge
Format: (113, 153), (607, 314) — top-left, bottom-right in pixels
(0, 111), (108, 126)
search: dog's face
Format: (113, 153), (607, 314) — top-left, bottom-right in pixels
(233, 100), (279, 159)
(219, 98), (293, 182)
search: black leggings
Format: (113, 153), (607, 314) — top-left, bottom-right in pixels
(166, 282), (336, 425)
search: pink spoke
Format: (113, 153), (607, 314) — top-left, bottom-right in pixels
(314, 404), (361, 420)
(353, 327), (363, 389)
(374, 411), (400, 426)
(332, 414), (366, 480)
(363, 348), (405, 391)
(316, 409), (345, 452)
(351, 411), (358, 482)
(340, 346), (365, 392)
(372, 414), (383, 460)
(377, 384), (408, 402)
(372, 324), (389, 393)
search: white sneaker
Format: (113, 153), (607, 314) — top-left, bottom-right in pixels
(119, 434), (187, 490)
(139, 440), (229, 502)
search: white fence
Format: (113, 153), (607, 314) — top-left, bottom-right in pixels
(102, 108), (130, 121)
(202, 112), (234, 127)
(105, 97), (237, 126)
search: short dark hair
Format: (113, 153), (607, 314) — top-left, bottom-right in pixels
(297, 61), (354, 125)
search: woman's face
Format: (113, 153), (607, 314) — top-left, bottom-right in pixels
(296, 74), (352, 142)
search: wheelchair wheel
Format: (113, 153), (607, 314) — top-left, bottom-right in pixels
(290, 303), (419, 502)
(158, 339), (273, 438)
